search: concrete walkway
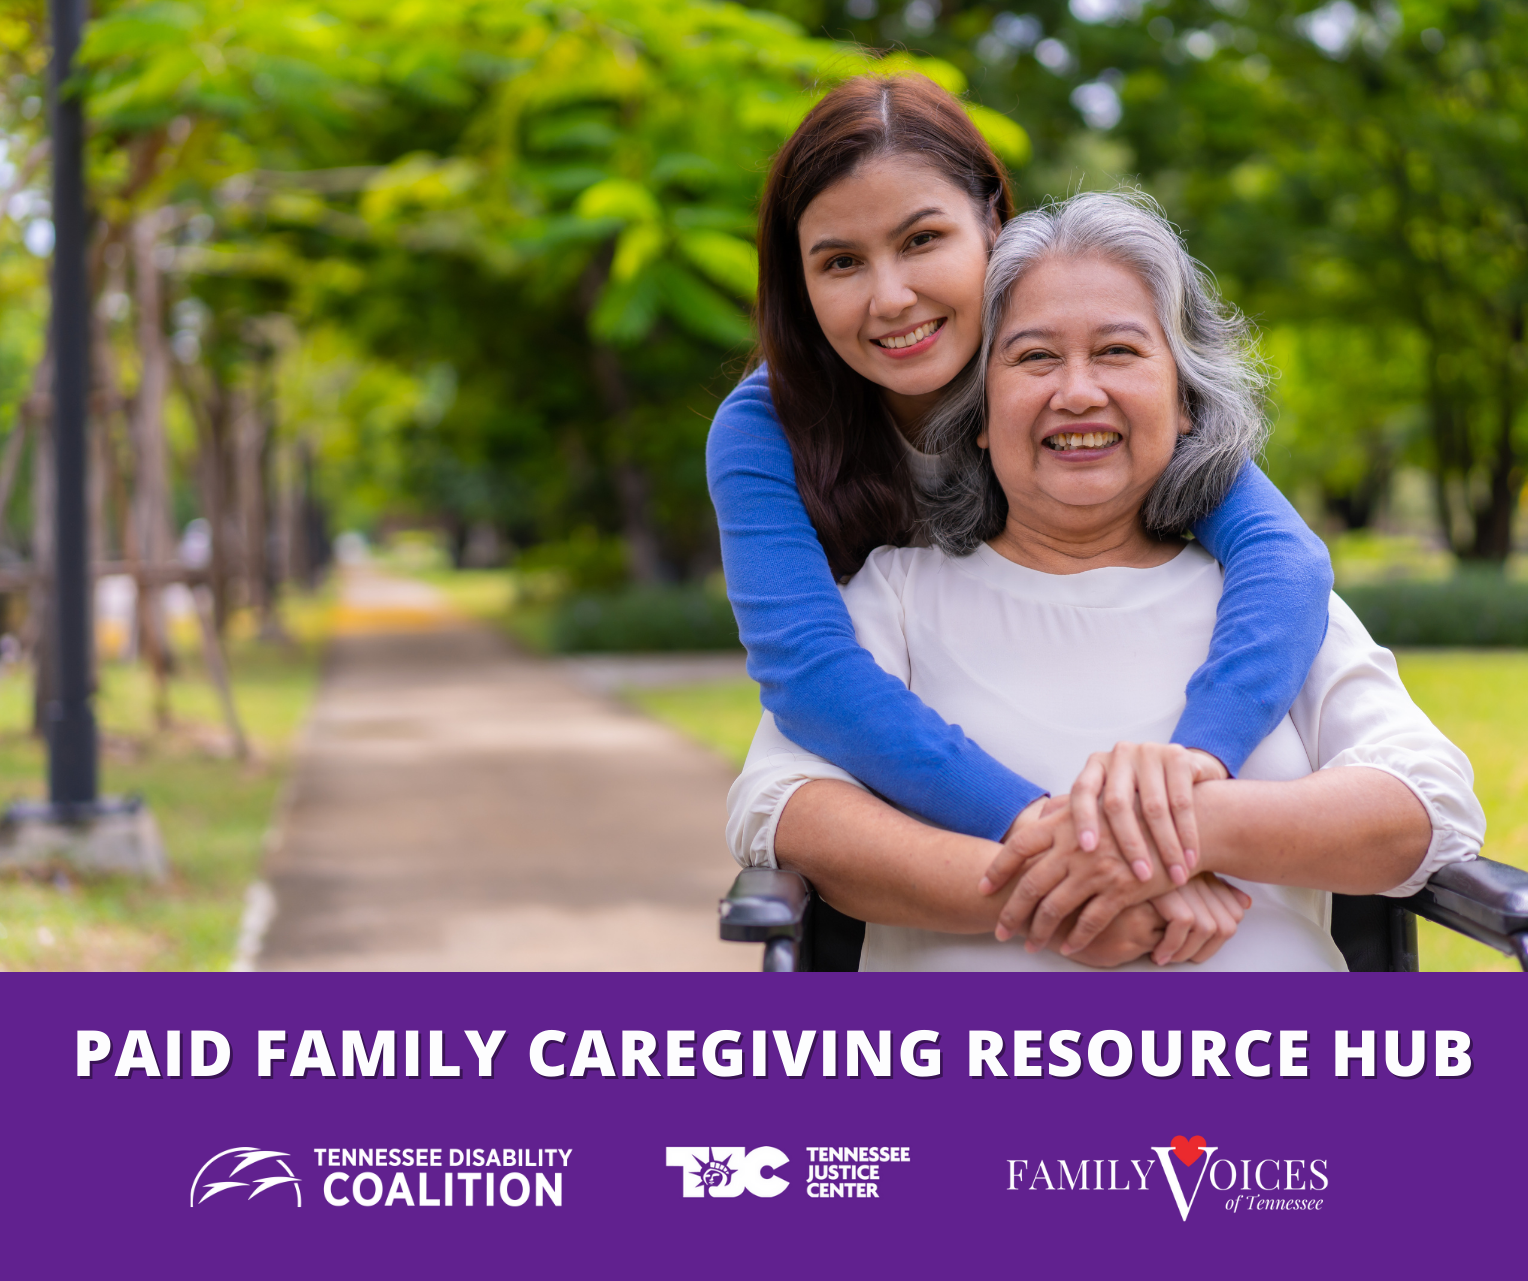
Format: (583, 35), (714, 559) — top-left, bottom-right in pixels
(257, 566), (758, 971)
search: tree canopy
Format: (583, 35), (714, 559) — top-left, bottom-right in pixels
(0, 0), (1521, 586)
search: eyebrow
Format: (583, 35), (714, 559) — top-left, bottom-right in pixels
(1000, 321), (1154, 350)
(806, 206), (949, 257)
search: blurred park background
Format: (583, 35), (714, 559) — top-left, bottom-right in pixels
(0, 0), (1523, 971)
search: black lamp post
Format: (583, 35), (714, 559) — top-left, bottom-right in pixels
(1, 1), (159, 874)
(47, 0), (98, 814)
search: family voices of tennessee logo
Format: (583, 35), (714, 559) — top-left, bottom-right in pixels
(190, 1148), (304, 1207)
(665, 1147), (790, 1198)
(1006, 1135), (1330, 1222)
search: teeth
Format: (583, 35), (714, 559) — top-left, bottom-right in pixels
(876, 320), (941, 349)
(1047, 431), (1121, 451)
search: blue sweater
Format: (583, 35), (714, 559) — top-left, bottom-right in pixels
(706, 365), (1334, 841)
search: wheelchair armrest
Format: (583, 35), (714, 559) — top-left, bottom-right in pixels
(719, 868), (809, 971)
(1404, 856), (1528, 966)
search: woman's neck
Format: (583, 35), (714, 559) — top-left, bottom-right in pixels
(988, 509), (1184, 575)
(881, 386), (942, 451)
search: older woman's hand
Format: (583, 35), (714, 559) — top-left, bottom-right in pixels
(1065, 902), (1165, 968)
(1062, 874), (1251, 967)
(1069, 743), (1229, 887)
(1148, 874), (1253, 965)
(980, 794), (1182, 954)
(981, 790), (1252, 958)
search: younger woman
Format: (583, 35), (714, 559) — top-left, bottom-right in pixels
(706, 76), (1333, 954)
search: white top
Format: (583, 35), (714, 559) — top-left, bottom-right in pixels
(895, 427), (949, 494)
(726, 542), (1485, 972)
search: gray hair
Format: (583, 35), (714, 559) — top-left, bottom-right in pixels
(920, 189), (1270, 553)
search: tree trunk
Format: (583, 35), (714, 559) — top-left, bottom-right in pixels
(579, 248), (662, 583)
(295, 439), (328, 589)
(1470, 310), (1523, 564)
(91, 227), (135, 568)
(2, 342), (52, 550)
(589, 344), (662, 583)
(130, 209), (175, 725)
(28, 371), (55, 737)
(253, 358), (286, 640)
(233, 381), (271, 626)
(0, 416), (24, 548)
(1426, 344), (1473, 558)
(180, 361), (236, 634)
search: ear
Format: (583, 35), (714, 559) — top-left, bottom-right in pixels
(1178, 404), (1193, 436)
(977, 428), (990, 450)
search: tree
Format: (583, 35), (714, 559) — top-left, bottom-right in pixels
(73, 0), (1025, 581)
(788, 0), (1526, 556)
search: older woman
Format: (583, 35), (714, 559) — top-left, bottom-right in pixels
(726, 191), (1484, 972)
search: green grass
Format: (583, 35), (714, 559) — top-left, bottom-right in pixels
(625, 678), (762, 768)
(397, 566), (516, 623)
(0, 603), (324, 971)
(1394, 650), (1528, 972)
(627, 653), (1528, 973)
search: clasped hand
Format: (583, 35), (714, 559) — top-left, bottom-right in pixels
(978, 743), (1249, 966)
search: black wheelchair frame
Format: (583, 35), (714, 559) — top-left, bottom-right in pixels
(719, 857), (1528, 972)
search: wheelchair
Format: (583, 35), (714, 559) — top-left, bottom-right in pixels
(719, 857), (1528, 972)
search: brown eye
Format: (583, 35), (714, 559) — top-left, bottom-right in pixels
(827, 255), (855, 271)
(908, 232), (937, 248)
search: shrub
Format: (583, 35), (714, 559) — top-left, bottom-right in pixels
(549, 584), (741, 653)
(516, 528), (629, 594)
(1342, 573), (1528, 647)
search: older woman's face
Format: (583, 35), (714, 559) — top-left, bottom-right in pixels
(980, 254), (1189, 530)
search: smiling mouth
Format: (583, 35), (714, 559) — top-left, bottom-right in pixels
(872, 318), (945, 350)
(1045, 431), (1122, 452)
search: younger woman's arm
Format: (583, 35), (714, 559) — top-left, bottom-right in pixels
(1179, 461), (1334, 769)
(707, 368), (1042, 841)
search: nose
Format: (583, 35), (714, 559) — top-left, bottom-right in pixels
(1050, 356), (1109, 416)
(867, 262), (918, 320)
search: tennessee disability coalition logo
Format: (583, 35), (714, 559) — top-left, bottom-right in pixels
(190, 1147), (304, 1207)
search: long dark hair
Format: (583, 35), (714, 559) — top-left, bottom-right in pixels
(756, 74), (1014, 578)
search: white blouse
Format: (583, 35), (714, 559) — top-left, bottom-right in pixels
(725, 542), (1485, 972)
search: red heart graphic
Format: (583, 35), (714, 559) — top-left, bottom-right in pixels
(1170, 1135), (1207, 1166)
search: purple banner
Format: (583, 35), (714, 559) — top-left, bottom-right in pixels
(6, 973), (1518, 1276)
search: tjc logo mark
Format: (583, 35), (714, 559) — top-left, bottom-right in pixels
(665, 1147), (790, 1198)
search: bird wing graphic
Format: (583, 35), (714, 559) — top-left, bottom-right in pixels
(248, 1176), (301, 1199)
(228, 1150), (290, 1176)
(198, 1181), (248, 1204)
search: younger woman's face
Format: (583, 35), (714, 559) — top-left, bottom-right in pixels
(798, 154), (993, 431)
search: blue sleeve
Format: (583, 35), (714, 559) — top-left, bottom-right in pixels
(1180, 460), (1334, 775)
(706, 366), (1043, 841)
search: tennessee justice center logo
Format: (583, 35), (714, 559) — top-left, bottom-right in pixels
(665, 1147), (790, 1198)
(1007, 1134), (1330, 1222)
(190, 1147), (304, 1208)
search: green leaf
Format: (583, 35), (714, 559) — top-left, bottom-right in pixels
(671, 205), (757, 234)
(573, 177), (661, 224)
(611, 222), (667, 283)
(876, 53), (966, 96)
(651, 152), (721, 188)
(654, 262), (753, 348)
(965, 105), (1031, 168)
(590, 271), (662, 345)
(676, 229), (758, 301)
